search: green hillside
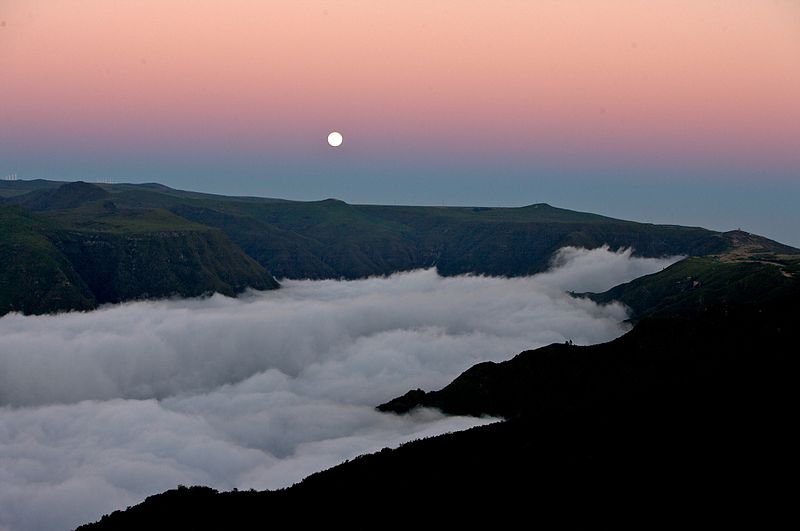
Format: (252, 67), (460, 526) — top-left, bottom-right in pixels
(582, 239), (800, 321)
(0, 207), (96, 315)
(2, 178), (797, 315)
(49, 227), (277, 305)
(167, 198), (735, 279)
(1, 178), (748, 279)
(6, 180), (112, 211)
(0, 182), (280, 316)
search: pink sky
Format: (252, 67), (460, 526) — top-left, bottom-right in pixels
(1, 1), (799, 173)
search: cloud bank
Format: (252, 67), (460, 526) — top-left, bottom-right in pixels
(0, 247), (678, 530)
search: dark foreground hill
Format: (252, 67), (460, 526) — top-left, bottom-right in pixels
(77, 293), (796, 529)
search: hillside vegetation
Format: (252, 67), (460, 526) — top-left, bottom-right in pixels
(582, 242), (800, 321)
(1, 182), (279, 315)
(0, 207), (95, 315)
(2, 179), (797, 316)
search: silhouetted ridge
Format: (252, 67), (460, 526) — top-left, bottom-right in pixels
(78, 298), (796, 528)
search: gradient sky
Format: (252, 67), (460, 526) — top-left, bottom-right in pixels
(1, 1), (799, 245)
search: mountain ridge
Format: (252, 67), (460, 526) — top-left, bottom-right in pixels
(76, 294), (797, 528)
(4, 180), (791, 527)
(1, 182), (280, 315)
(2, 179), (797, 316)
(128, 188), (795, 280)
(579, 249), (800, 322)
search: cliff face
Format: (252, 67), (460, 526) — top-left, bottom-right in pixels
(173, 201), (735, 280)
(51, 228), (279, 305)
(8, 179), (800, 285)
(1, 202), (279, 317)
(0, 208), (96, 315)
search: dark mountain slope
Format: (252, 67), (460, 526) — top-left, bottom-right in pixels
(78, 297), (796, 529)
(175, 199), (735, 279)
(4, 180), (111, 211)
(0, 178), (64, 198)
(0, 207), (96, 314)
(0, 184), (279, 315)
(4, 179), (797, 314)
(378, 295), (796, 418)
(50, 226), (277, 305)
(581, 235), (800, 321)
(168, 199), (423, 279)
(42, 199), (281, 305)
(7, 180), (750, 278)
(355, 202), (733, 277)
(107, 182), (741, 278)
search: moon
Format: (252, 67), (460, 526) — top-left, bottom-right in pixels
(327, 131), (343, 147)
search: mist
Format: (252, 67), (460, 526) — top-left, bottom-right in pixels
(0, 247), (678, 530)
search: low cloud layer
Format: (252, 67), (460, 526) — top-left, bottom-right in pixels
(0, 247), (678, 530)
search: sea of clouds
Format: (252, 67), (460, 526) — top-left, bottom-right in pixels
(0, 246), (678, 531)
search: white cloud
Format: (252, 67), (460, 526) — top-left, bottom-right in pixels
(0, 247), (679, 531)
(538, 245), (680, 293)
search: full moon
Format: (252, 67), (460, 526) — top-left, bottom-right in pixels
(327, 131), (343, 147)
